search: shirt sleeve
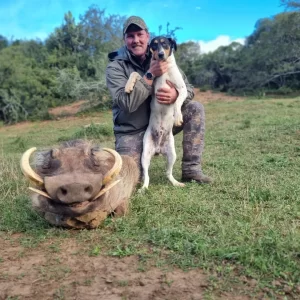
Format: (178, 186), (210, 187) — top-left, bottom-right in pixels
(106, 61), (152, 113)
(178, 67), (195, 104)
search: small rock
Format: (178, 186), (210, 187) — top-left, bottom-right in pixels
(249, 279), (257, 287)
(262, 287), (270, 293)
(283, 285), (292, 294)
(272, 280), (281, 287)
(139, 280), (146, 286)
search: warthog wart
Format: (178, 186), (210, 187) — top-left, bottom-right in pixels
(20, 139), (140, 229)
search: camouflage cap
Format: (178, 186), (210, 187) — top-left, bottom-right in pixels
(123, 16), (148, 35)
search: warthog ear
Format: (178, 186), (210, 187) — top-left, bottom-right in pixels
(20, 147), (44, 186)
(51, 148), (60, 158)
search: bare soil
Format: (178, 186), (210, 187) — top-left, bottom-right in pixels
(0, 234), (252, 300)
(193, 89), (243, 104)
(47, 89), (243, 117)
(48, 100), (90, 117)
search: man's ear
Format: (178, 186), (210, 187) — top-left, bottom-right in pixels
(168, 38), (177, 51)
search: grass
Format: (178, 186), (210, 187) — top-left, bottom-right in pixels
(1, 97), (300, 297)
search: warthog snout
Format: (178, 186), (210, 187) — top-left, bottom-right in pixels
(57, 182), (94, 203)
(44, 173), (103, 205)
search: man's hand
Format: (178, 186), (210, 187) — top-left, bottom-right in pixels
(156, 80), (178, 105)
(148, 59), (168, 77)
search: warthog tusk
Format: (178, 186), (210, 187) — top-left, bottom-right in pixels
(92, 179), (121, 200)
(102, 148), (123, 186)
(28, 187), (52, 199)
(20, 147), (44, 186)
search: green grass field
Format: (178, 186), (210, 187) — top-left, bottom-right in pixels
(1, 97), (300, 298)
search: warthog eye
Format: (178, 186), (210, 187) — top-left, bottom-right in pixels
(40, 151), (61, 174)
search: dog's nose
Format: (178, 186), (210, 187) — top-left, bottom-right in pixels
(158, 52), (164, 59)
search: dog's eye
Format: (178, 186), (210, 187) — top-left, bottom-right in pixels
(151, 44), (158, 51)
(162, 42), (168, 49)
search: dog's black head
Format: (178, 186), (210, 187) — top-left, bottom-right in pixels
(149, 36), (177, 61)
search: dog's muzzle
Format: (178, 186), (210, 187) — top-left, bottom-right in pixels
(158, 52), (165, 60)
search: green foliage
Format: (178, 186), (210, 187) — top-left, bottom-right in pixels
(0, 5), (125, 124)
(0, 42), (58, 123)
(189, 11), (300, 94)
(281, 0), (300, 10)
(0, 35), (8, 50)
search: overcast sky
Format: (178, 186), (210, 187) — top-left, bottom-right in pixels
(0, 0), (284, 53)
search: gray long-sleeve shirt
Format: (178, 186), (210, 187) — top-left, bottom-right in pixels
(106, 45), (194, 135)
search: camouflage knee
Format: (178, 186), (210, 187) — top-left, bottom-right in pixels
(181, 101), (206, 174)
(115, 131), (145, 169)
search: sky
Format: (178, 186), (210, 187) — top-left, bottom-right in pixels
(0, 0), (284, 53)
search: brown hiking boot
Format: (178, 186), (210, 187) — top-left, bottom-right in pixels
(182, 173), (213, 184)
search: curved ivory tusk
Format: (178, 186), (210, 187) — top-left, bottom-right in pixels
(92, 179), (121, 200)
(28, 187), (52, 199)
(102, 148), (123, 186)
(20, 147), (44, 186)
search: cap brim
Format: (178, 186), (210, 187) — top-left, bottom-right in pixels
(124, 23), (146, 34)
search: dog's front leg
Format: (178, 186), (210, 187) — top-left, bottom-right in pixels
(140, 131), (156, 191)
(173, 87), (187, 126)
(125, 72), (142, 93)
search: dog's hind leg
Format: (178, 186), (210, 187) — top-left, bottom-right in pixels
(140, 132), (156, 191)
(125, 72), (142, 93)
(165, 134), (185, 187)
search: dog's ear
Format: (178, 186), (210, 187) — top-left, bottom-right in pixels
(168, 38), (177, 51)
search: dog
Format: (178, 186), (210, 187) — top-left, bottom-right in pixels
(125, 36), (187, 190)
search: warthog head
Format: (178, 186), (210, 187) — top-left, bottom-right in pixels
(20, 140), (140, 228)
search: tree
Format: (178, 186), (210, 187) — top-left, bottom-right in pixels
(175, 41), (201, 82)
(0, 43), (57, 123)
(244, 12), (300, 89)
(156, 22), (182, 40)
(281, 0), (300, 10)
(0, 35), (8, 51)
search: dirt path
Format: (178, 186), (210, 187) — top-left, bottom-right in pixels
(0, 234), (251, 300)
(193, 89), (243, 104)
(46, 89), (243, 117)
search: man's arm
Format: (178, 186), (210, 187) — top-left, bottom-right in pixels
(179, 68), (194, 103)
(106, 61), (152, 113)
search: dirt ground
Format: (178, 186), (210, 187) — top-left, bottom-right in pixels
(47, 89), (242, 117)
(193, 89), (242, 104)
(0, 234), (252, 300)
(48, 100), (89, 117)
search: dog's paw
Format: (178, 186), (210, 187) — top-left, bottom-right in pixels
(173, 181), (185, 187)
(174, 112), (183, 126)
(138, 186), (148, 194)
(125, 72), (142, 93)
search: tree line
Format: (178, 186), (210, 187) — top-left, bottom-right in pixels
(176, 0), (300, 95)
(0, 1), (299, 124)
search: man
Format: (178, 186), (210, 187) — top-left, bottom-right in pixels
(105, 16), (212, 184)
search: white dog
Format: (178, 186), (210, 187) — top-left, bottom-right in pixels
(125, 36), (187, 190)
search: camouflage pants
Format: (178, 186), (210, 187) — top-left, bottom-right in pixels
(115, 101), (206, 177)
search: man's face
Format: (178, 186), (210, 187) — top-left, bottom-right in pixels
(124, 29), (150, 58)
